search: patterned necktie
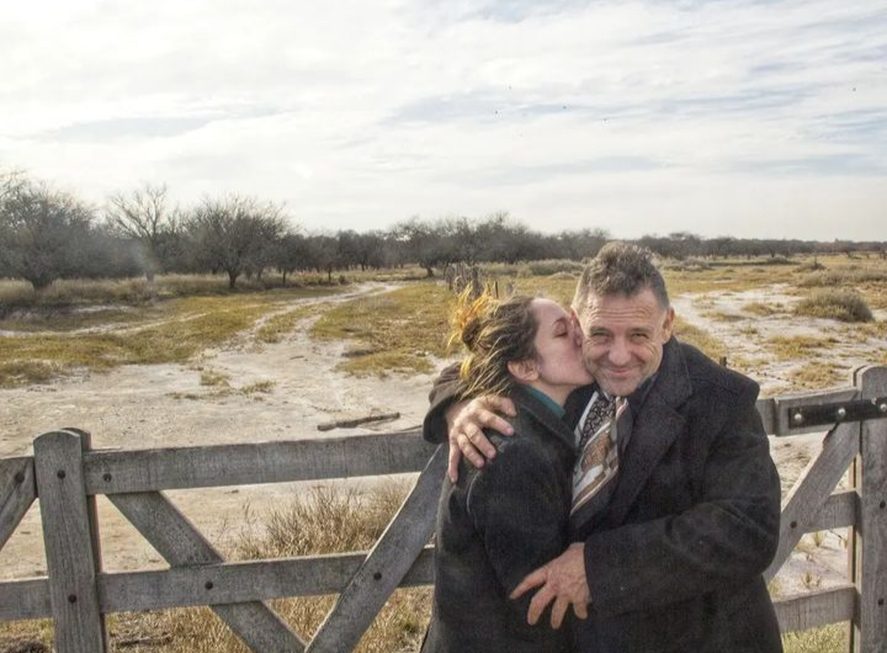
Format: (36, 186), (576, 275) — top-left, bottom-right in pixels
(572, 394), (624, 516)
(577, 393), (615, 451)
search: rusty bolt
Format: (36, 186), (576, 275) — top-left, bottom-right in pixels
(373, 572), (383, 581)
(790, 520), (798, 529)
(13, 471), (25, 484)
(67, 594), (77, 604)
(103, 473), (112, 482)
(56, 470), (66, 480)
(205, 581), (214, 590)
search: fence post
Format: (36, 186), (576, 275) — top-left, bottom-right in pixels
(34, 429), (107, 653)
(853, 366), (887, 653)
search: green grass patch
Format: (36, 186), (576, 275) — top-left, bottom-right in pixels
(311, 282), (454, 376)
(795, 289), (874, 323)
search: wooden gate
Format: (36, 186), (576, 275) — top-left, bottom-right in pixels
(1, 364), (885, 652)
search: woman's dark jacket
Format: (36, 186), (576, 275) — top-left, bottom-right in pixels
(421, 385), (575, 653)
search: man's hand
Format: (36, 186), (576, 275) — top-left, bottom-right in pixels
(445, 395), (516, 482)
(510, 542), (590, 629)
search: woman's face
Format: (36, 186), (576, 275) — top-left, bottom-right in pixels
(527, 298), (594, 397)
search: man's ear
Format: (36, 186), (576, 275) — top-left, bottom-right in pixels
(507, 358), (538, 383)
(660, 306), (675, 342)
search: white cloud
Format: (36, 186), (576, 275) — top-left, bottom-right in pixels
(1, 0), (885, 240)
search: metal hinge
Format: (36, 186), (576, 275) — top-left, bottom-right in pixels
(789, 397), (887, 428)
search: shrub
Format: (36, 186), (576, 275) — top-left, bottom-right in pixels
(799, 269), (887, 287)
(795, 290), (874, 322)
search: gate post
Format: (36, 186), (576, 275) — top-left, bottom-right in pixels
(33, 429), (107, 653)
(852, 366), (887, 653)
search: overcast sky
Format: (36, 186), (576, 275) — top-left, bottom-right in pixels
(2, 0), (885, 240)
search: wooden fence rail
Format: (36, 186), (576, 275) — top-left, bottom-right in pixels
(1, 364), (886, 652)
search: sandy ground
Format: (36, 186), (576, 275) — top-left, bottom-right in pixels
(0, 282), (446, 579)
(1, 281), (880, 598)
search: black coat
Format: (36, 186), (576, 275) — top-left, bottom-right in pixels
(424, 338), (783, 653)
(422, 385), (575, 653)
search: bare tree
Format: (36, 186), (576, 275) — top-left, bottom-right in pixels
(188, 195), (285, 289)
(0, 176), (98, 289)
(106, 183), (176, 282)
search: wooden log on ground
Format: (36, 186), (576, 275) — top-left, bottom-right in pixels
(317, 412), (401, 431)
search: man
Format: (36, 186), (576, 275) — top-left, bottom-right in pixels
(424, 243), (783, 652)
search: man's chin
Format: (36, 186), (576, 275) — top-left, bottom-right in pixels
(599, 377), (641, 398)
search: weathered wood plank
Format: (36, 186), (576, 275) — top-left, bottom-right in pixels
(772, 387), (858, 436)
(109, 491), (304, 653)
(306, 445), (446, 653)
(99, 547), (435, 613)
(34, 430), (107, 652)
(85, 431), (437, 494)
(854, 366), (887, 653)
(765, 421), (858, 581)
(774, 585), (856, 633)
(0, 456), (36, 551)
(756, 398), (777, 437)
(0, 578), (51, 621)
(0, 549), (434, 620)
(808, 490), (857, 532)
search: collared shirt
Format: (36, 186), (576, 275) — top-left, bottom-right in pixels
(524, 385), (566, 420)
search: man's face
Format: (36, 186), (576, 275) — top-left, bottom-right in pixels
(572, 287), (675, 397)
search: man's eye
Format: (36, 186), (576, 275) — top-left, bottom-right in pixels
(631, 333), (649, 341)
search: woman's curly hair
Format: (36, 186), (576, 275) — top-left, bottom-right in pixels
(449, 287), (539, 399)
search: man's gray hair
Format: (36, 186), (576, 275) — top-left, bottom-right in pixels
(572, 242), (670, 314)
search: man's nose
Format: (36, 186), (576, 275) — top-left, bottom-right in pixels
(608, 338), (631, 365)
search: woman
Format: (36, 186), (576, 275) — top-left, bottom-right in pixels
(421, 291), (593, 652)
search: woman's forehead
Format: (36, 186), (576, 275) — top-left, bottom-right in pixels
(531, 297), (568, 322)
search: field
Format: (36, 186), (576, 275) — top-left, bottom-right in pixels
(1, 254), (886, 652)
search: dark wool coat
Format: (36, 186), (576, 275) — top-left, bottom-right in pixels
(424, 338), (783, 653)
(421, 385), (575, 653)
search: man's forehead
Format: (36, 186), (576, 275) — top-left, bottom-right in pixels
(577, 290), (665, 325)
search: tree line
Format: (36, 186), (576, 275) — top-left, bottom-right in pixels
(1, 171), (883, 291)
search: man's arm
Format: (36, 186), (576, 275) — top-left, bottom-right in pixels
(423, 363), (517, 481)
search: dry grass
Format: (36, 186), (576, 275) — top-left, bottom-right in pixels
(311, 282), (453, 376)
(767, 335), (840, 361)
(795, 290), (874, 323)
(742, 301), (784, 317)
(0, 288), (342, 388)
(782, 623), (847, 653)
(700, 310), (746, 323)
(0, 483), (430, 652)
(254, 306), (317, 344)
(672, 316), (727, 361)
(787, 361), (844, 390)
